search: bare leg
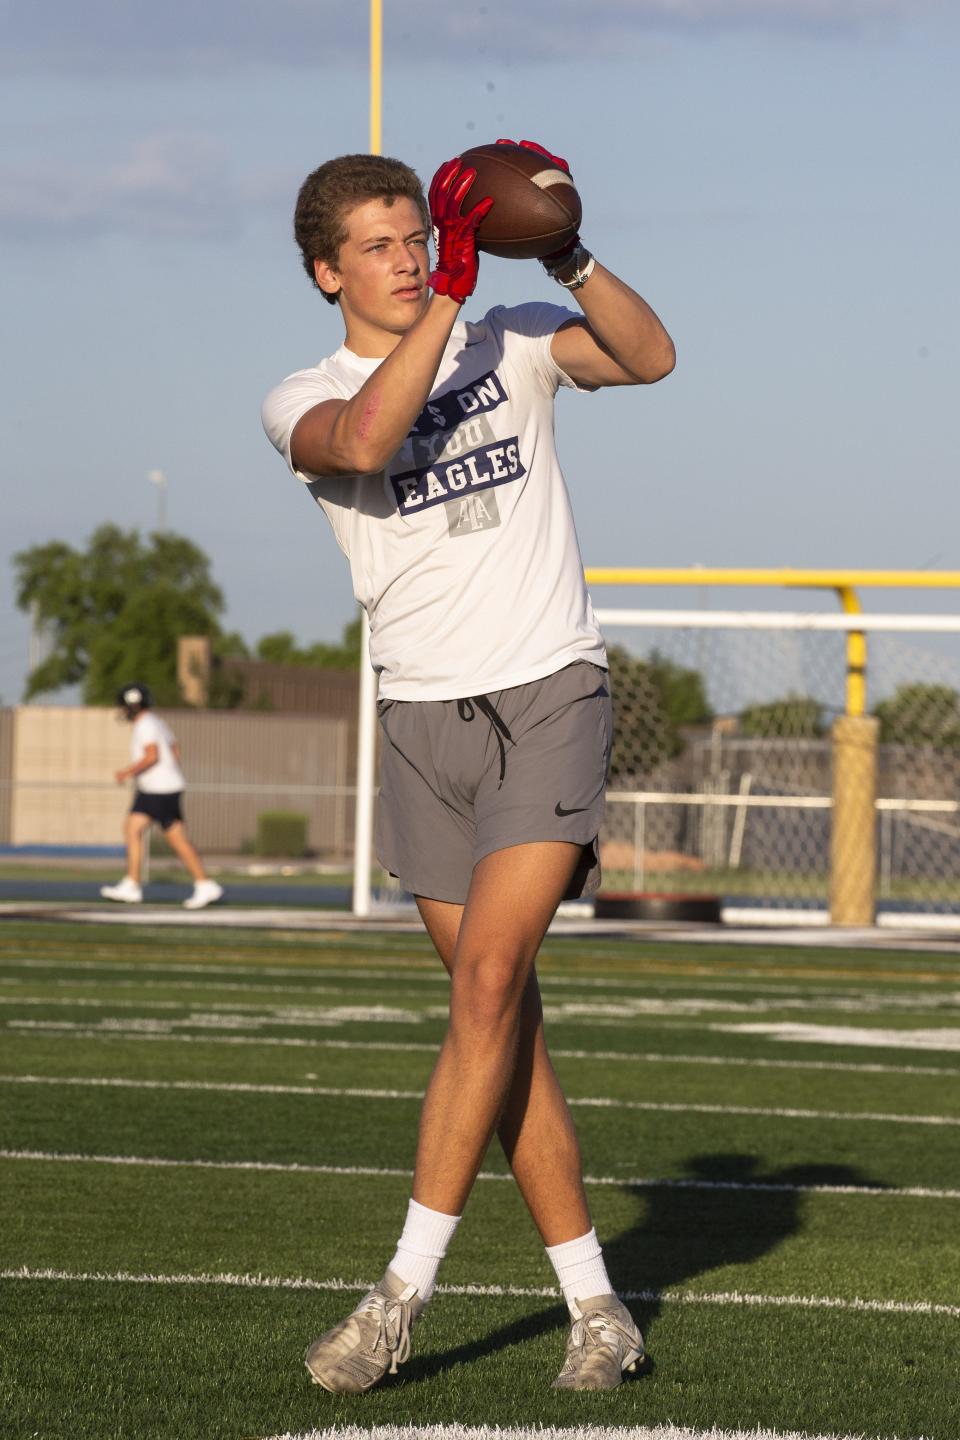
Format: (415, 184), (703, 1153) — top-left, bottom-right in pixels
(163, 821), (207, 882)
(411, 841), (591, 1239)
(417, 891), (592, 1245)
(124, 812), (151, 884)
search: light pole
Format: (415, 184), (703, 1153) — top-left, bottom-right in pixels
(148, 469), (168, 531)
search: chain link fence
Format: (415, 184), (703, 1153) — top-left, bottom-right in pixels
(598, 617), (960, 911)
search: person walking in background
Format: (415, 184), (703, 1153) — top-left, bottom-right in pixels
(100, 682), (223, 910)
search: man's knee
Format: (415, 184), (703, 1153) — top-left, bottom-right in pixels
(451, 952), (528, 1030)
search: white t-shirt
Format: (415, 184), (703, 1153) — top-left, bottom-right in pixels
(261, 302), (606, 701)
(131, 711), (185, 794)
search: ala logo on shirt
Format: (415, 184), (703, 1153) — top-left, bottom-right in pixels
(446, 490), (501, 536)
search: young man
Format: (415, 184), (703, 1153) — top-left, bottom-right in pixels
(262, 144), (675, 1392)
(100, 683), (223, 910)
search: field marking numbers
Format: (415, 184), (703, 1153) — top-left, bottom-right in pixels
(5, 977), (960, 1020)
(4, 1073), (959, 1126)
(4, 1146), (960, 1201)
(4, 1265), (958, 1321)
(7, 1022), (958, 1077)
(5, 993), (960, 1045)
(717, 1022), (960, 1051)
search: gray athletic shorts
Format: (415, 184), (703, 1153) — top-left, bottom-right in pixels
(375, 661), (612, 904)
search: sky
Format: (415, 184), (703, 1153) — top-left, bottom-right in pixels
(2, 0), (959, 705)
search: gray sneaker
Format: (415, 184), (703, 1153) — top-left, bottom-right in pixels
(552, 1293), (645, 1390)
(304, 1269), (425, 1393)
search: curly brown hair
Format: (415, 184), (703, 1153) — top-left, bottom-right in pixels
(294, 154), (429, 305)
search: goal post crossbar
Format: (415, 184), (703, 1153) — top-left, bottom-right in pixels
(585, 568), (960, 590)
(587, 570), (960, 719)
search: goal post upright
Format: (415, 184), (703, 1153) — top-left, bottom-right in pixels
(351, 0), (383, 919)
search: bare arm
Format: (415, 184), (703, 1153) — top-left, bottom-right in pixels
(550, 262), (676, 389)
(115, 743), (158, 785)
(291, 294), (462, 477)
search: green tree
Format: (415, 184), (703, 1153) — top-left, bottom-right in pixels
(740, 693), (826, 738)
(255, 615), (362, 670)
(645, 647), (713, 732)
(608, 644), (712, 779)
(14, 525), (230, 705)
(874, 682), (960, 748)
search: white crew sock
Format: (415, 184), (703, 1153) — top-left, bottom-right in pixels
(545, 1227), (614, 1311)
(387, 1198), (461, 1301)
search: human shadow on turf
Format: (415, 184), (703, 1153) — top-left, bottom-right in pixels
(401, 1151), (888, 1384)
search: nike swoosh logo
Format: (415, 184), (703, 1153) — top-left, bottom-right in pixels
(555, 802), (589, 817)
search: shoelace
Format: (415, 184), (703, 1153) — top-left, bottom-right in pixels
(570, 1309), (632, 1360)
(360, 1291), (415, 1375)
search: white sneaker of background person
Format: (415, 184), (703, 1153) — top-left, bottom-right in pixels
(183, 878), (224, 910)
(100, 875), (143, 904)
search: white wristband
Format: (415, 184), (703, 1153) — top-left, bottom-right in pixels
(555, 252), (596, 290)
(542, 243), (596, 290)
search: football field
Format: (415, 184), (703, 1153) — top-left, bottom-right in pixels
(1, 916), (958, 1440)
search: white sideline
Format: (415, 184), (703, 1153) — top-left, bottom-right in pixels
(261, 1428), (932, 1440)
(4, 1072), (960, 1127)
(3, 1265), (958, 1321)
(7, 901), (960, 948)
(8, 1024), (957, 1077)
(4, 1146), (960, 1201)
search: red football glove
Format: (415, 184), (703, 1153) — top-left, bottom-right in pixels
(496, 137), (571, 174)
(427, 157), (494, 304)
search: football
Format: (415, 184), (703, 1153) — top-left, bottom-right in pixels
(458, 143), (581, 260)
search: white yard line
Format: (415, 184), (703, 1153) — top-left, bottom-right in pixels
(7, 1023), (957, 1077)
(4, 1072), (959, 1126)
(3, 1146), (959, 1200)
(0, 1074), (423, 1100)
(3, 1265), (957, 1321)
(4, 983), (960, 1016)
(0, 976), (348, 997)
(0, 996), (432, 1020)
(260, 1427), (933, 1440)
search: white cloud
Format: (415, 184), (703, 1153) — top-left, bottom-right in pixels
(0, 135), (257, 240)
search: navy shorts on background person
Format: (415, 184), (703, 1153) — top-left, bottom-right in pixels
(131, 791), (184, 830)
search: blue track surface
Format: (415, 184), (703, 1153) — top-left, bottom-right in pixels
(0, 880), (352, 908)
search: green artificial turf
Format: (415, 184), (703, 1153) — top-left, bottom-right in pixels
(1, 919), (958, 1440)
